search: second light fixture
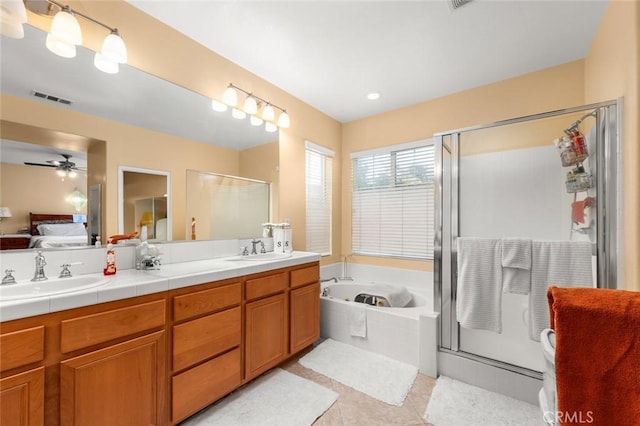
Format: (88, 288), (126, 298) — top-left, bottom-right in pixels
(215, 83), (290, 130)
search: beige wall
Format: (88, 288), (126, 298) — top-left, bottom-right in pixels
(0, 162), (87, 233)
(342, 60), (586, 271)
(584, 0), (640, 291)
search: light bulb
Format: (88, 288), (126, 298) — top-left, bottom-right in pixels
(231, 108), (246, 119)
(57, 169), (66, 177)
(211, 99), (228, 112)
(262, 104), (275, 122)
(49, 8), (82, 46)
(223, 86), (238, 106)
(94, 53), (119, 74)
(277, 111), (290, 128)
(68, 170), (77, 178)
(46, 33), (76, 58)
(250, 115), (264, 126)
(265, 122), (278, 133)
(243, 96), (258, 115)
(100, 31), (127, 64)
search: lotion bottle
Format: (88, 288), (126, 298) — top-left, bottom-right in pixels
(103, 238), (117, 276)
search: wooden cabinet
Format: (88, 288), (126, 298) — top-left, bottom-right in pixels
(290, 282), (320, 353)
(0, 326), (45, 426)
(245, 293), (287, 380)
(289, 264), (320, 354)
(170, 282), (242, 424)
(0, 367), (44, 426)
(60, 331), (166, 426)
(0, 261), (319, 426)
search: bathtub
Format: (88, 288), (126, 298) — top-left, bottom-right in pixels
(320, 281), (438, 377)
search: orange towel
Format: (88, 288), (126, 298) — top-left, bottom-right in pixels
(547, 286), (640, 425)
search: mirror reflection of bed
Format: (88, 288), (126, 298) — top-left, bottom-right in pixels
(28, 213), (89, 249)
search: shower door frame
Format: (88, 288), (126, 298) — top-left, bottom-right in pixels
(433, 99), (622, 378)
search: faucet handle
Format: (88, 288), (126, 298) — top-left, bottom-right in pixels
(1, 269), (16, 285)
(260, 241), (266, 254)
(241, 246), (249, 256)
(59, 264), (72, 278)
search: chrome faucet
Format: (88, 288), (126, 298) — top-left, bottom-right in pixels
(251, 239), (262, 255)
(31, 251), (48, 282)
(320, 277), (338, 284)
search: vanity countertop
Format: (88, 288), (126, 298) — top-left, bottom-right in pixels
(0, 251), (320, 322)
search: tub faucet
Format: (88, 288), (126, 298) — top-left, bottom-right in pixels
(320, 277), (338, 284)
(31, 251), (48, 282)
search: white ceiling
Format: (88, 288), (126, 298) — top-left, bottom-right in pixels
(127, 0), (609, 123)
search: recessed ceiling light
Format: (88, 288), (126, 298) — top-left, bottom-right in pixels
(367, 92), (381, 101)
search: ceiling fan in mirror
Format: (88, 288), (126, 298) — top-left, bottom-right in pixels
(24, 153), (86, 178)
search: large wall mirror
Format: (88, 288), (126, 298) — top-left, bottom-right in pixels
(0, 24), (279, 250)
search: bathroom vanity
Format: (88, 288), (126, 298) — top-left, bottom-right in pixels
(0, 254), (320, 426)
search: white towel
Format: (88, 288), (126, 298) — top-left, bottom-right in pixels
(347, 303), (367, 337)
(364, 284), (412, 308)
(456, 238), (503, 333)
(529, 241), (593, 341)
(501, 238), (532, 294)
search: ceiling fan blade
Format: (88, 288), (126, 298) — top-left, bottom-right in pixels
(46, 160), (62, 166)
(24, 162), (57, 168)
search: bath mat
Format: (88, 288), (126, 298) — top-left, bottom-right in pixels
(424, 376), (541, 426)
(298, 338), (418, 406)
(180, 368), (337, 426)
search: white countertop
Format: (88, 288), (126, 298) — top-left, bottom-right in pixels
(0, 251), (320, 322)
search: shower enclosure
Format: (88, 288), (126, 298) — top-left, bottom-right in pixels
(433, 100), (621, 380)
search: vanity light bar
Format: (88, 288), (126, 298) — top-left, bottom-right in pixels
(220, 83), (290, 129)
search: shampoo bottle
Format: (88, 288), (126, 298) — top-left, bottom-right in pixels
(103, 238), (117, 275)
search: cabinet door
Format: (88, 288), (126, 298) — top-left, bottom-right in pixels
(0, 367), (44, 426)
(290, 282), (320, 354)
(60, 331), (165, 426)
(245, 293), (287, 380)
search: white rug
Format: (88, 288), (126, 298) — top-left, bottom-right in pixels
(180, 368), (337, 426)
(424, 376), (541, 426)
(298, 338), (418, 406)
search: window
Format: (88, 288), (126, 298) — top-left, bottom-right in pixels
(351, 140), (434, 259)
(305, 141), (334, 255)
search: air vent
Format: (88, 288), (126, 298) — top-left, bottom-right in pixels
(31, 90), (72, 105)
(449, 0), (473, 10)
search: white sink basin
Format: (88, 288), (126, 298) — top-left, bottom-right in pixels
(227, 253), (292, 261)
(0, 275), (110, 301)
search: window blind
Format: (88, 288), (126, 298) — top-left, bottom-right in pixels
(352, 143), (434, 259)
(305, 141), (333, 255)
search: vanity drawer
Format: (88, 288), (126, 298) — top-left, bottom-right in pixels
(173, 282), (241, 322)
(290, 264), (319, 289)
(0, 326), (45, 372)
(60, 299), (166, 353)
(172, 348), (241, 423)
(245, 272), (288, 301)
(172, 307), (241, 371)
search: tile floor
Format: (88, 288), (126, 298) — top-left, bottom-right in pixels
(281, 355), (437, 426)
